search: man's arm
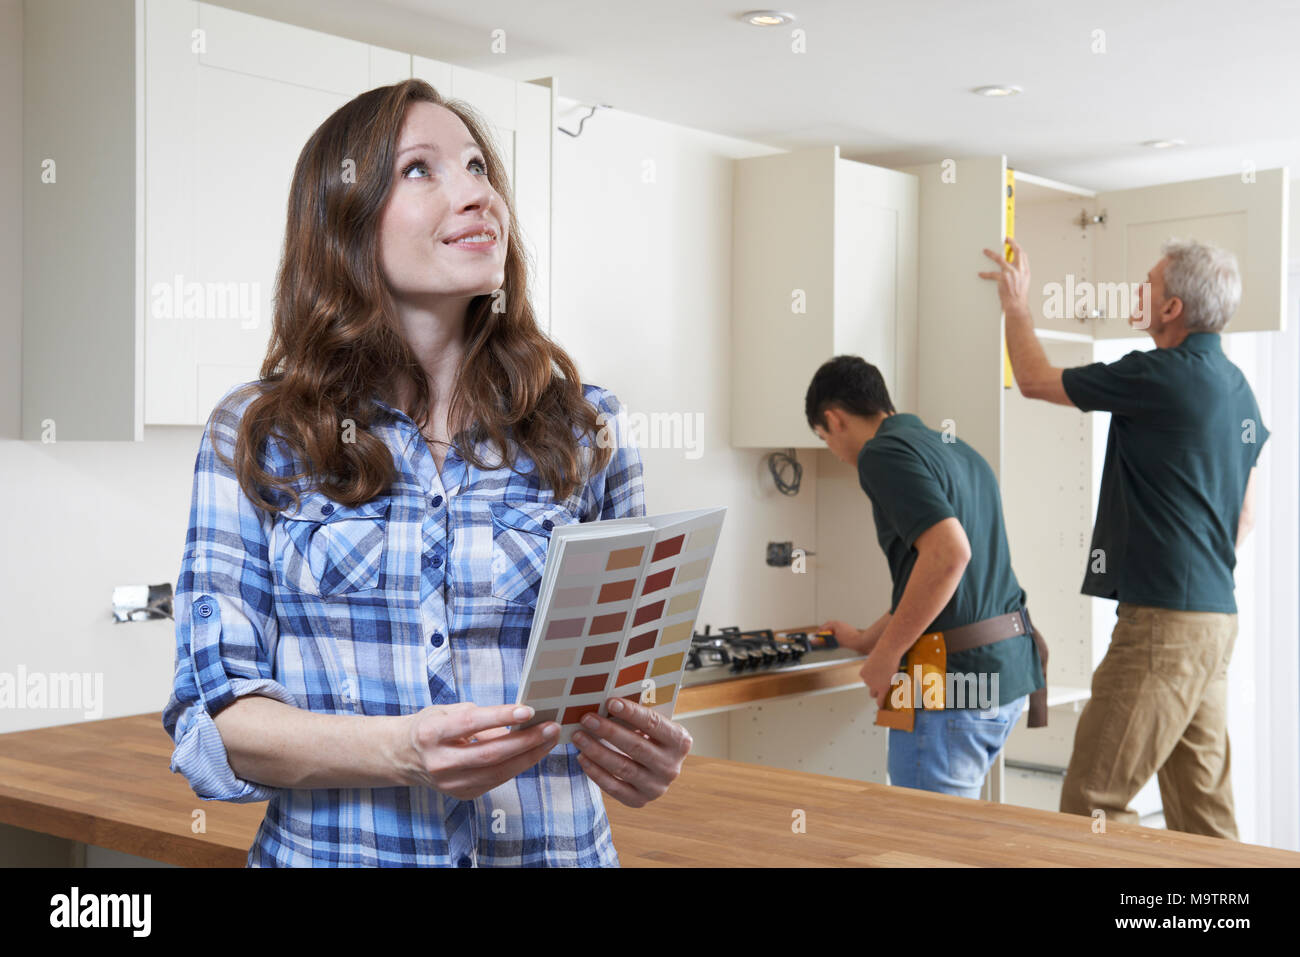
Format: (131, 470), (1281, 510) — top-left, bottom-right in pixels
(981, 239), (1073, 407)
(824, 611), (893, 653)
(860, 611), (892, 650)
(1005, 304), (1073, 406)
(1237, 466), (1258, 549)
(871, 518), (972, 668)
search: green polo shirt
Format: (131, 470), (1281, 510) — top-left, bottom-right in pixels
(1061, 332), (1267, 613)
(856, 413), (1044, 708)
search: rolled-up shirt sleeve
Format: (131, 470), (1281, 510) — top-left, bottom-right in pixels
(162, 390), (299, 802)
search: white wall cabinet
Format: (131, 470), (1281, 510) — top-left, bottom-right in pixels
(731, 150), (1288, 454)
(145, 0), (411, 428)
(22, 0), (554, 439)
(1010, 168), (1289, 340)
(730, 146), (918, 449)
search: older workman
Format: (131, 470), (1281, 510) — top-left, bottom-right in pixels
(981, 237), (1266, 840)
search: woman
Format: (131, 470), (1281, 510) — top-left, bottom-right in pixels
(162, 79), (692, 867)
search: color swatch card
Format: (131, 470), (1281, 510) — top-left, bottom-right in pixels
(516, 506), (726, 743)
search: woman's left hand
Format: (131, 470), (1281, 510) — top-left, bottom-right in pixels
(572, 698), (693, 808)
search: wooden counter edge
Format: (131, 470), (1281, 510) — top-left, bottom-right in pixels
(676, 657), (864, 715)
(0, 790), (249, 868)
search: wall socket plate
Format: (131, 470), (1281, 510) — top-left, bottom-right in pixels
(766, 542), (794, 566)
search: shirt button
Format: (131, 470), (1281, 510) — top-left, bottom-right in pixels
(457, 855), (472, 868)
(431, 631), (444, 647)
(321, 503), (334, 515)
(432, 495), (443, 508)
(197, 602), (212, 618)
(542, 519), (554, 531)
(431, 554), (443, 568)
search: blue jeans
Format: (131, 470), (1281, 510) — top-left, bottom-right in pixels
(887, 694), (1027, 798)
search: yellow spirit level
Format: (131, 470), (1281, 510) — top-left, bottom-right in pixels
(1003, 168), (1015, 389)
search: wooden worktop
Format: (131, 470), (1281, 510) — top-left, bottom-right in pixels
(0, 713), (1295, 867)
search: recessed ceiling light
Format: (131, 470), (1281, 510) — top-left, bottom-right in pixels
(741, 10), (797, 26)
(972, 85), (1023, 97)
(1141, 138), (1186, 149)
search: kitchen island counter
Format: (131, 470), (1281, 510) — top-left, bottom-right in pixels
(0, 713), (1294, 867)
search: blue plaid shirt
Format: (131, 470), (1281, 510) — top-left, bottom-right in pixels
(162, 380), (646, 866)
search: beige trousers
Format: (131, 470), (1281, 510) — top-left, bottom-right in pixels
(1059, 602), (1239, 840)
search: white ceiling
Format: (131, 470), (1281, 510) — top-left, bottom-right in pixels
(224, 0), (1300, 190)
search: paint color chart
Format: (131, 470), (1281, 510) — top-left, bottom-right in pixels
(515, 506), (726, 743)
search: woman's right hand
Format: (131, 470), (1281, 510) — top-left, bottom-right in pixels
(397, 703), (560, 799)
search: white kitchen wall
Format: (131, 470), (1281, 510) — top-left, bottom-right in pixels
(550, 98), (816, 633)
(548, 96), (869, 759)
(1222, 317), (1299, 851)
(0, 0), (16, 441)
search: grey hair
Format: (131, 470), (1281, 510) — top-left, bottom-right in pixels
(1159, 238), (1242, 333)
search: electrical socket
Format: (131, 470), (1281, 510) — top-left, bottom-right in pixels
(766, 542), (794, 567)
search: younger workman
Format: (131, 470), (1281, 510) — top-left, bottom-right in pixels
(808, 355), (1047, 797)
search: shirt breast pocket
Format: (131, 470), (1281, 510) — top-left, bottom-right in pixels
(489, 500), (579, 607)
(274, 494), (391, 599)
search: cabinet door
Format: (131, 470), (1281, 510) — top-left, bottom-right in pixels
(909, 155), (1008, 475)
(450, 66), (516, 175)
(836, 159), (918, 416)
(733, 148), (915, 448)
(412, 59), (554, 332)
(1093, 168), (1290, 337)
(513, 80), (554, 334)
(1002, 337), (1097, 689)
(22, 0), (141, 440)
(146, 0), (410, 425)
(731, 147), (837, 448)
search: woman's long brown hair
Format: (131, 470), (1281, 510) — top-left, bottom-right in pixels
(211, 79), (611, 513)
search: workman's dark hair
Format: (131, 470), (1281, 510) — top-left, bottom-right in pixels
(804, 355), (895, 431)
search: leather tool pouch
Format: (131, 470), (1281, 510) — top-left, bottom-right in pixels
(874, 632), (947, 733)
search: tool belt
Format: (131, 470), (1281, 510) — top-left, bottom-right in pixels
(874, 607), (1049, 732)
